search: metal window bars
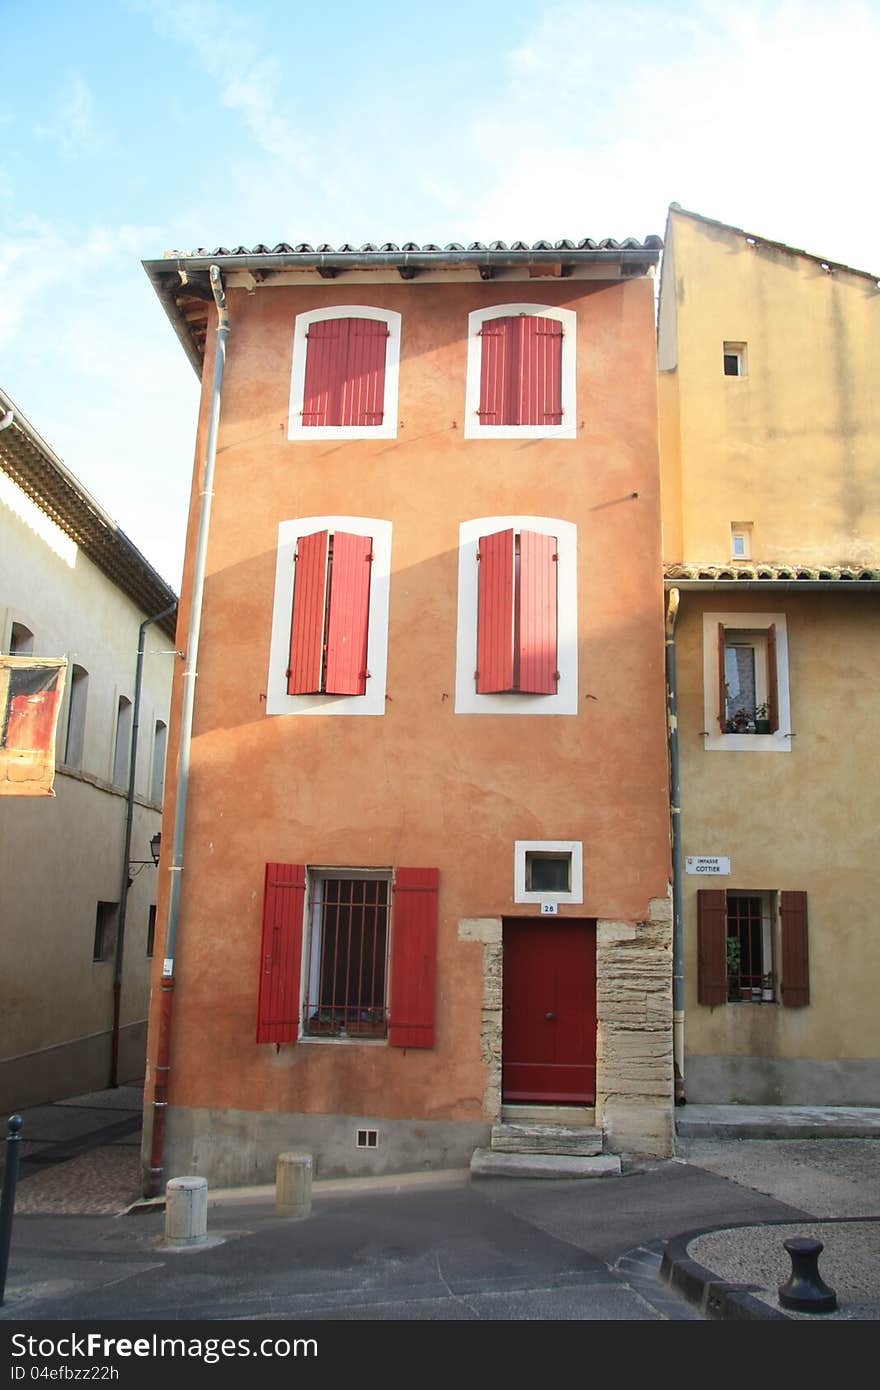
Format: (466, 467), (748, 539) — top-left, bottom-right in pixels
(304, 876), (389, 1036)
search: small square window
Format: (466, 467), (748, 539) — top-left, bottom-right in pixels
(731, 523), (752, 560)
(514, 840), (583, 904)
(723, 342), (748, 377)
(525, 853), (571, 893)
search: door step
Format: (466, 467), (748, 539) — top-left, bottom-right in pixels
(500, 1104), (596, 1128)
(471, 1150), (620, 1179)
(490, 1122), (603, 1156)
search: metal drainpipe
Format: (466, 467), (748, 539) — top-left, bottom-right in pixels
(666, 587), (685, 1104)
(144, 265), (228, 1198)
(110, 602), (178, 1089)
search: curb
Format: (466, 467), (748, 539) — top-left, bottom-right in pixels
(660, 1225), (791, 1320)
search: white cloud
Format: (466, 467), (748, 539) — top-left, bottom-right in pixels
(35, 75), (106, 159)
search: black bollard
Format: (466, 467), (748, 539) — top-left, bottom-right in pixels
(0, 1114), (23, 1306)
(778, 1236), (838, 1313)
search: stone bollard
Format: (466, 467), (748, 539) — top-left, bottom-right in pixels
(778, 1236), (838, 1313)
(165, 1176), (209, 1247)
(275, 1151), (313, 1220)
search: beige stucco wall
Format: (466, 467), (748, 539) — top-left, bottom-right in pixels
(659, 209), (880, 568)
(674, 591), (880, 1100)
(0, 475), (172, 1108)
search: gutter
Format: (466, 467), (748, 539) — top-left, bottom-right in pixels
(144, 265), (228, 1198)
(665, 589), (685, 1105)
(665, 579), (880, 593)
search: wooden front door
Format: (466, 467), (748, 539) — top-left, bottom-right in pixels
(502, 917), (597, 1104)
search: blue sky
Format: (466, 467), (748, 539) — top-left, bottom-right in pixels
(2, 0), (879, 587)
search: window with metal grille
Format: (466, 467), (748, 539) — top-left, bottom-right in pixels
(304, 872), (390, 1038)
(726, 891), (775, 1001)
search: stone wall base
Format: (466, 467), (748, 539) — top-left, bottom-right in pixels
(151, 1106), (491, 1190)
(684, 1054), (880, 1107)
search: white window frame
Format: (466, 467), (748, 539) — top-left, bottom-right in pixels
(287, 305), (401, 441)
(464, 303), (577, 440)
(731, 523), (752, 559)
(514, 840), (583, 905)
(703, 612), (791, 752)
(266, 515), (391, 717)
(300, 866), (392, 1044)
(454, 516), (578, 715)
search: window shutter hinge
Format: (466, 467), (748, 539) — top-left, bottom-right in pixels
(360, 669), (371, 680)
(553, 670), (561, 681)
(552, 552), (559, 562)
(285, 668), (292, 680)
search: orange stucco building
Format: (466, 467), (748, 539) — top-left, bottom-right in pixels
(142, 238), (673, 1188)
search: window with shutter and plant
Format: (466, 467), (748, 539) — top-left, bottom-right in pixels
(464, 305), (577, 439)
(288, 307), (401, 440)
(697, 888), (809, 1006)
(702, 612), (790, 750)
(256, 864), (439, 1047)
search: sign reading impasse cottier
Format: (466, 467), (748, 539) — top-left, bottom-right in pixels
(685, 856), (731, 875)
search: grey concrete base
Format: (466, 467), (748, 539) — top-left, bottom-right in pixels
(471, 1149), (622, 1178)
(0, 1022), (146, 1113)
(490, 1123), (603, 1155)
(684, 1055), (880, 1107)
(157, 1105), (491, 1189)
(676, 1104), (880, 1140)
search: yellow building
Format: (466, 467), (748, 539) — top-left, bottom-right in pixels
(658, 206), (880, 1104)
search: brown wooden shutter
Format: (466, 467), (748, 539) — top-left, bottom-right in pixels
(717, 622), (727, 732)
(697, 889), (728, 1005)
(518, 531), (558, 694)
(478, 317), (515, 423)
(287, 530), (329, 695)
(341, 318), (388, 426)
(389, 867), (439, 1048)
(767, 622), (780, 732)
(780, 890), (809, 1006)
(324, 531), (372, 695)
(476, 529), (515, 692)
(301, 319), (346, 426)
(256, 863), (306, 1043)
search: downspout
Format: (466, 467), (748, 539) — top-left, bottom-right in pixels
(144, 265), (228, 1197)
(666, 587), (686, 1105)
(111, 601), (178, 1088)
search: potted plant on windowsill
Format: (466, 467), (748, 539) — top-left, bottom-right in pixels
(726, 936), (742, 1001)
(754, 702), (771, 735)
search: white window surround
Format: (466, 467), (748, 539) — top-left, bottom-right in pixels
(464, 303), (577, 440)
(514, 841), (583, 905)
(266, 516), (392, 717)
(702, 612), (791, 752)
(455, 516), (578, 715)
(287, 305), (401, 441)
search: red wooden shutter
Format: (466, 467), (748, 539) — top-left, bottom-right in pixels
(717, 623), (727, 732)
(767, 622), (780, 732)
(256, 863), (306, 1043)
(389, 867), (439, 1048)
(780, 891), (809, 1006)
(342, 319), (388, 426)
(518, 531), (558, 693)
(478, 316), (515, 424)
(324, 531), (372, 695)
(302, 319), (346, 426)
(519, 316), (563, 425)
(287, 530), (329, 695)
(697, 889), (728, 1005)
(476, 529), (515, 692)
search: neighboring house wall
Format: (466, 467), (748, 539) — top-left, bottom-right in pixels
(659, 208), (880, 1103)
(0, 461), (174, 1109)
(146, 265), (673, 1186)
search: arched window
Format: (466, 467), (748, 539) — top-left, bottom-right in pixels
(151, 719), (167, 802)
(112, 696), (132, 786)
(64, 664), (88, 768)
(9, 622), (34, 654)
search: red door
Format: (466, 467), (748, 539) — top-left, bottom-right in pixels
(502, 918), (597, 1104)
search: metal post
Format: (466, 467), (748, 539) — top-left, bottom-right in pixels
(0, 1115), (23, 1306)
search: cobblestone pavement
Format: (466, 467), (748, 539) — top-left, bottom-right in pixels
(4, 1083), (144, 1215)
